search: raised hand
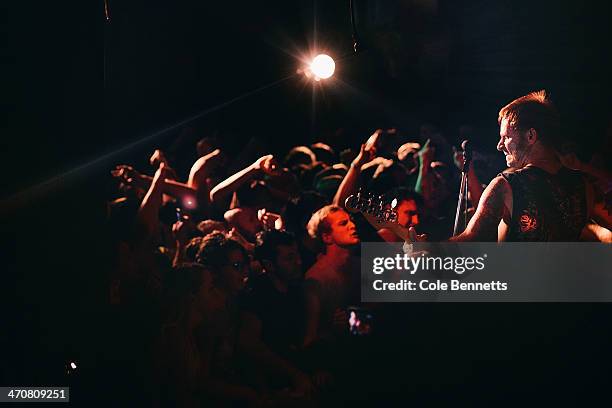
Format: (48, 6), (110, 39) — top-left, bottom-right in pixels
(252, 154), (281, 176)
(153, 161), (170, 183)
(352, 142), (376, 169)
(417, 138), (434, 164)
(363, 130), (381, 155)
(397, 142), (421, 162)
(203, 148), (225, 169)
(257, 208), (284, 231)
(149, 149), (168, 168)
(111, 164), (140, 184)
(172, 214), (194, 245)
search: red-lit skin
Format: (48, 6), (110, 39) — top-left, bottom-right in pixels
(322, 210), (360, 247)
(378, 199), (420, 242)
(303, 210), (359, 347)
(396, 199), (420, 228)
(497, 118), (530, 168)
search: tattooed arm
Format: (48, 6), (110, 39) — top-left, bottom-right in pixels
(449, 176), (512, 242)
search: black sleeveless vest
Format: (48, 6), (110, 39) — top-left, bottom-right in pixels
(500, 166), (587, 241)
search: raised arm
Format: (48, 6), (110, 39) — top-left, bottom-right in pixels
(333, 143), (375, 207)
(209, 154), (279, 208)
(414, 140), (435, 206)
(188, 149), (223, 190)
(113, 164), (197, 205)
(162, 179), (197, 205)
(137, 163), (168, 238)
(186, 149), (225, 213)
(449, 175), (511, 242)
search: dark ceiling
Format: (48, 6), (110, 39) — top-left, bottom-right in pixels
(5, 0), (612, 198)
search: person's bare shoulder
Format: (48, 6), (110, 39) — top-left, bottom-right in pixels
(305, 259), (326, 281)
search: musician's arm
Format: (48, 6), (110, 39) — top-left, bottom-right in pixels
(449, 176), (510, 242)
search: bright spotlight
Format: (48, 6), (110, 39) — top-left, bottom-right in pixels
(310, 54), (335, 80)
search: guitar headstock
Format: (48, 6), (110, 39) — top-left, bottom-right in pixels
(345, 188), (411, 242)
(345, 189), (398, 224)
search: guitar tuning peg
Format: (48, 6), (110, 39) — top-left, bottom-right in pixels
(366, 194), (374, 214)
(376, 197), (385, 218)
(345, 195), (358, 212)
(389, 211), (398, 223)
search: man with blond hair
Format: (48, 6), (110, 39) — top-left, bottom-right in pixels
(303, 205), (361, 346)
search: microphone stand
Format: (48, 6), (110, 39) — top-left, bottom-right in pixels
(104, 0), (111, 88)
(453, 140), (472, 236)
(349, 0), (360, 53)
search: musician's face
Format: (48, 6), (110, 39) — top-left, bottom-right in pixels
(323, 210), (360, 247)
(498, 118), (528, 168)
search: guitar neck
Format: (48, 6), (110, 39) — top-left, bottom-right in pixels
(360, 211), (410, 242)
(388, 224), (410, 242)
(345, 191), (411, 243)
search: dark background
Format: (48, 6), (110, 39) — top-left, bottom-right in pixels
(3, 0), (611, 404)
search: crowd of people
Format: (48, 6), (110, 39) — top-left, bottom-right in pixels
(104, 91), (611, 406)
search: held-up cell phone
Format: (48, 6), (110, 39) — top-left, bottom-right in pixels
(347, 306), (373, 336)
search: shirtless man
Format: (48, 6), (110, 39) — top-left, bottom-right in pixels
(303, 205), (361, 346)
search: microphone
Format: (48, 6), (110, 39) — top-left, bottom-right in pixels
(461, 140), (472, 172)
